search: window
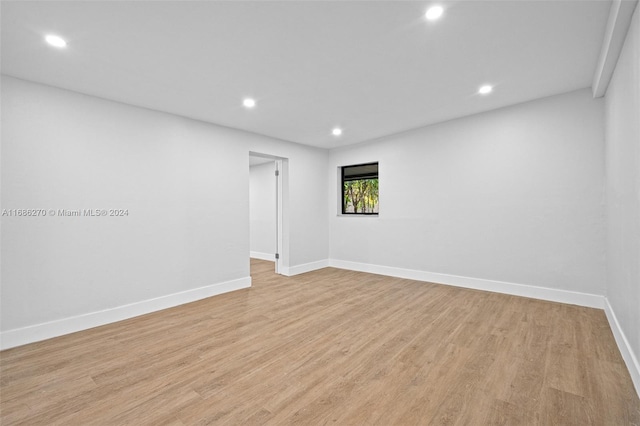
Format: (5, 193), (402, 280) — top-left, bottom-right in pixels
(341, 162), (379, 215)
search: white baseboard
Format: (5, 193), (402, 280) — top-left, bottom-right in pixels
(604, 298), (640, 397)
(328, 259), (605, 309)
(250, 251), (275, 261)
(0, 276), (251, 350)
(281, 259), (330, 277)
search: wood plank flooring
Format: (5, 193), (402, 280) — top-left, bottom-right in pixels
(1, 259), (639, 425)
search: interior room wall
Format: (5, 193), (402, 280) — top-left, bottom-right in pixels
(0, 76), (329, 347)
(604, 4), (640, 391)
(329, 89), (606, 300)
(249, 161), (276, 259)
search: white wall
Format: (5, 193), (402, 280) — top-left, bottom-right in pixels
(0, 76), (329, 347)
(250, 161), (276, 258)
(604, 4), (640, 391)
(330, 89), (606, 299)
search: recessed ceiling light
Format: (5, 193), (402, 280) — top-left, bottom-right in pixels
(425, 5), (444, 21)
(478, 85), (493, 95)
(332, 128), (343, 136)
(45, 34), (67, 48)
(243, 98), (256, 108)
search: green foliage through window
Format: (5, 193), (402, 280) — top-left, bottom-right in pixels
(342, 163), (378, 214)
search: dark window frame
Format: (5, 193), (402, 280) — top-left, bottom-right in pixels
(341, 162), (379, 215)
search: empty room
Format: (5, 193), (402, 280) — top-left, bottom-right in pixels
(1, 0), (639, 424)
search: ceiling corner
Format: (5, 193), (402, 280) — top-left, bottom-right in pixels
(592, 0), (639, 98)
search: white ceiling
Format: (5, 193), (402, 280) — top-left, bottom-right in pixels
(1, 1), (611, 149)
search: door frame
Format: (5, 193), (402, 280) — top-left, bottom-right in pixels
(249, 152), (289, 275)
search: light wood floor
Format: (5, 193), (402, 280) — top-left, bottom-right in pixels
(1, 259), (639, 425)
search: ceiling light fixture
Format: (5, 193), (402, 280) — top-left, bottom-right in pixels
(243, 98), (256, 108)
(478, 85), (493, 95)
(425, 5), (444, 21)
(332, 128), (343, 136)
(45, 34), (67, 48)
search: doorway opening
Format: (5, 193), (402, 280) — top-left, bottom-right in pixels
(249, 152), (288, 275)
